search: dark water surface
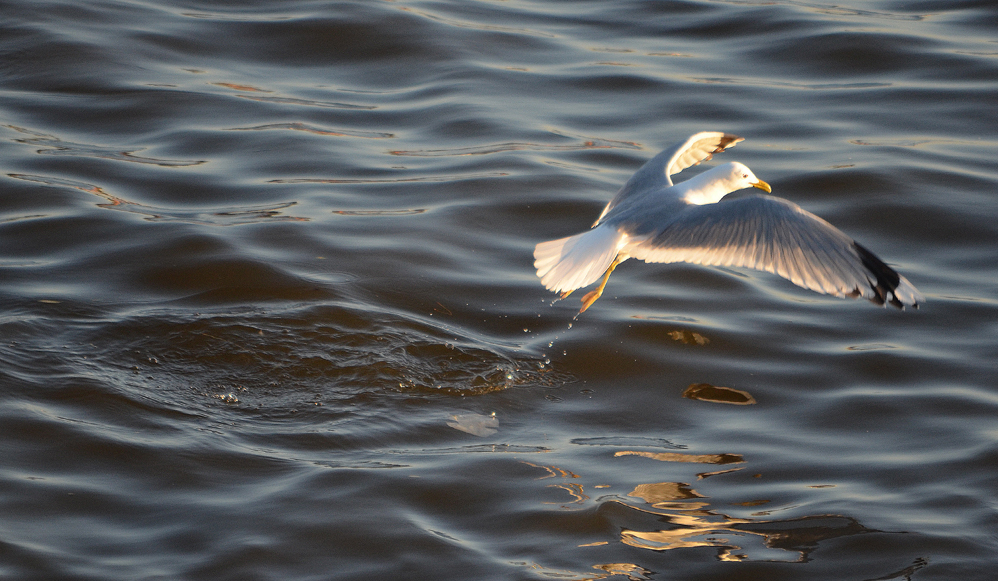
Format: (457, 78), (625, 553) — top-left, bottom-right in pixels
(2, 1), (997, 579)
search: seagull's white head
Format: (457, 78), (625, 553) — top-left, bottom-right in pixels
(720, 162), (772, 194)
(681, 161), (772, 205)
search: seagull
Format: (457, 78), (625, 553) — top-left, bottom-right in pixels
(534, 132), (924, 313)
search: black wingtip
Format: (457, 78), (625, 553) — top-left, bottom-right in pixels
(853, 242), (907, 310)
(716, 134), (743, 152)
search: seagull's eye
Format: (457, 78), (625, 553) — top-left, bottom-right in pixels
(742, 174), (748, 178)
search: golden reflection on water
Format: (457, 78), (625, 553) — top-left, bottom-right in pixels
(614, 450), (744, 465)
(666, 330), (710, 345)
(516, 561), (653, 581)
(548, 482), (589, 505)
(616, 498), (868, 564)
(522, 461), (590, 505)
(682, 383), (757, 405)
(522, 461), (580, 480)
(529, 447), (869, 564)
(590, 562), (654, 580)
(628, 481), (709, 510)
(617, 479), (768, 561)
(612, 461), (868, 562)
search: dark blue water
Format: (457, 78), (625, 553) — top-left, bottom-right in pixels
(2, 1), (997, 579)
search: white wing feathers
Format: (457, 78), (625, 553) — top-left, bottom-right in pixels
(663, 132), (744, 179)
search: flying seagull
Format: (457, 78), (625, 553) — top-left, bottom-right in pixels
(534, 132), (923, 313)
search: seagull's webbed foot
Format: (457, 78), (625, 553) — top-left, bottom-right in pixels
(578, 255), (622, 314)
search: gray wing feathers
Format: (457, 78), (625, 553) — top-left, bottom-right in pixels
(595, 132), (743, 226)
(626, 195), (921, 306)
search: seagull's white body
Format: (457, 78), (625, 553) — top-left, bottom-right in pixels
(534, 132), (923, 311)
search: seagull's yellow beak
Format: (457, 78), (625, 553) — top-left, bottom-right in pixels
(752, 179), (772, 193)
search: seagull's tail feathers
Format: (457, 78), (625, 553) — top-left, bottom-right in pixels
(534, 226), (625, 294)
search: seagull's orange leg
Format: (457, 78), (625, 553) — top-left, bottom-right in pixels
(579, 255), (623, 313)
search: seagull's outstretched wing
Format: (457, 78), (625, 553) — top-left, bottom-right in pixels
(625, 195), (924, 308)
(595, 132), (743, 225)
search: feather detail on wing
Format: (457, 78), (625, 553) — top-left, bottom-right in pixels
(624, 195), (924, 308)
(664, 132), (744, 178)
(595, 132), (743, 226)
(534, 226), (627, 294)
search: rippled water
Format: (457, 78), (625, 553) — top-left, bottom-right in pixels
(2, 1), (997, 579)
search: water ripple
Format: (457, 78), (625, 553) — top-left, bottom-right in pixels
(229, 122), (394, 139)
(7, 173), (305, 225)
(270, 172), (509, 184)
(5, 125), (205, 167)
(390, 135), (641, 157)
